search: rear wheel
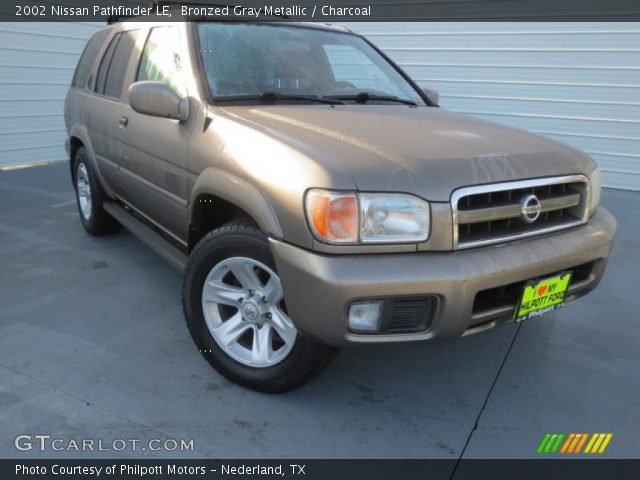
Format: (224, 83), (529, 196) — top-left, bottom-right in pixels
(183, 222), (338, 393)
(73, 147), (119, 236)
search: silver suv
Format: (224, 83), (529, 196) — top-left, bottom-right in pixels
(65, 19), (616, 392)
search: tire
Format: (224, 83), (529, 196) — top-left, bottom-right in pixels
(73, 147), (119, 236)
(183, 222), (339, 393)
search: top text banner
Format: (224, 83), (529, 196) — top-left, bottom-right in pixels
(4, 0), (640, 22)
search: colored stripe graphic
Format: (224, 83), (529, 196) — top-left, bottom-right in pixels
(592, 434), (606, 452)
(539, 433), (613, 454)
(585, 433), (614, 454)
(545, 434), (558, 453)
(569, 433), (582, 453)
(560, 433), (575, 453)
(537, 433), (565, 453)
(584, 434), (598, 453)
(598, 434), (613, 453)
(550, 434), (565, 453)
(537, 434), (552, 453)
(575, 433), (589, 453)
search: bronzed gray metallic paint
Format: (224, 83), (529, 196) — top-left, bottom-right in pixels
(65, 21), (616, 345)
(272, 209), (615, 346)
(129, 81), (190, 121)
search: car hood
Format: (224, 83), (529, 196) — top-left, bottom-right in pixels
(219, 105), (595, 201)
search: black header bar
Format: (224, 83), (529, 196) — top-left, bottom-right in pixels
(4, 459), (640, 480)
(3, 0), (640, 22)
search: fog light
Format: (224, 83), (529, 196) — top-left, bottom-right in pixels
(348, 301), (384, 333)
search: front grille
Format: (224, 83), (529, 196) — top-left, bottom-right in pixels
(452, 175), (590, 249)
(381, 296), (437, 334)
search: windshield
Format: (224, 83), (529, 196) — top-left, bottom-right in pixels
(196, 23), (425, 105)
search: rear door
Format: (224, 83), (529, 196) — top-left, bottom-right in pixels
(118, 25), (194, 242)
(85, 27), (141, 198)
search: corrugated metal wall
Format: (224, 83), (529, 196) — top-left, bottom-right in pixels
(1, 21), (638, 190)
(0, 22), (102, 166)
(343, 22), (640, 190)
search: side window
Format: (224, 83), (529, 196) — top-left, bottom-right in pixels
(104, 30), (139, 98)
(72, 29), (109, 89)
(95, 33), (120, 95)
(95, 30), (139, 99)
(137, 27), (187, 97)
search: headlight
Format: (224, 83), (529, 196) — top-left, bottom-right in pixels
(589, 167), (602, 216)
(305, 189), (430, 244)
(359, 193), (430, 243)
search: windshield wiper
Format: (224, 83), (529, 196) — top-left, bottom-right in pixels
(215, 91), (344, 105)
(325, 92), (417, 106)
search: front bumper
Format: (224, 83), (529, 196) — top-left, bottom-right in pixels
(271, 208), (616, 346)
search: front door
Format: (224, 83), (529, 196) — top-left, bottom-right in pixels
(118, 25), (195, 242)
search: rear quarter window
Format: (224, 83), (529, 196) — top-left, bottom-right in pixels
(95, 33), (121, 95)
(72, 29), (110, 89)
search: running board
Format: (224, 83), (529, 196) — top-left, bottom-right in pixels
(103, 202), (187, 271)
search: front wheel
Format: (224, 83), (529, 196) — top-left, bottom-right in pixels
(183, 222), (338, 393)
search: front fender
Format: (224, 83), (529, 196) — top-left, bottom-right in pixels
(190, 167), (283, 239)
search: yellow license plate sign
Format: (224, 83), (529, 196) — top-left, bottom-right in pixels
(515, 272), (572, 322)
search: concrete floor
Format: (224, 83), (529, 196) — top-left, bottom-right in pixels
(0, 162), (638, 460)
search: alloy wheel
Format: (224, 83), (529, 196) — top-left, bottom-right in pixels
(76, 162), (92, 221)
(201, 257), (297, 368)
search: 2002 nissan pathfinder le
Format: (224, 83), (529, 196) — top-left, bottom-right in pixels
(65, 18), (617, 392)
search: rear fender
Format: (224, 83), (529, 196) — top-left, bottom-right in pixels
(68, 125), (116, 198)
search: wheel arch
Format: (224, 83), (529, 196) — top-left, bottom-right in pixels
(189, 168), (283, 252)
(68, 125), (93, 160)
(68, 136), (87, 183)
(67, 125), (119, 201)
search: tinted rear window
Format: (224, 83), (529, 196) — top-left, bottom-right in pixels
(104, 30), (139, 98)
(95, 33), (120, 95)
(95, 29), (139, 99)
(72, 29), (109, 89)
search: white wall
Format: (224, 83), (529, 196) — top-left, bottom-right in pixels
(1, 21), (639, 191)
(0, 22), (102, 166)
(342, 22), (640, 190)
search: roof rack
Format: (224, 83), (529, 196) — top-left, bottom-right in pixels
(107, 1), (290, 24)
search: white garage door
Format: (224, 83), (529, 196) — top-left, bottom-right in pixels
(0, 22), (102, 167)
(1, 22), (638, 191)
(343, 22), (640, 191)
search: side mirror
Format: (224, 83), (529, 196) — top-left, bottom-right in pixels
(422, 88), (440, 106)
(129, 81), (189, 122)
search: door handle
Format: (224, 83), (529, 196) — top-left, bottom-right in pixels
(118, 116), (129, 128)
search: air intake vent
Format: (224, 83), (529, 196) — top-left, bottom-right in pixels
(381, 296), (437, 334)
(452, 175), (589, 249)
